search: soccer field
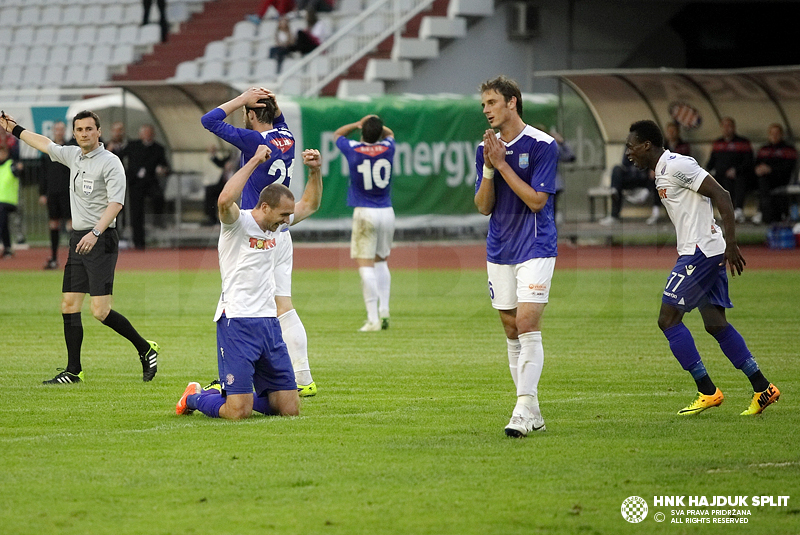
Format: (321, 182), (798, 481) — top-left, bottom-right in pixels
(1, 266), (798, 534)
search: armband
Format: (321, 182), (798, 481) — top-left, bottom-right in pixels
(11, 125), (25, 138)
(482, 164), (495, 179)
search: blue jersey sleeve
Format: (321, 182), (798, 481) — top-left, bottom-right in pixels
(530, 140), (559, 194)
(273, 112), (287, 130)
(201, 108), (265, 156)
(474, 144), (486, 194)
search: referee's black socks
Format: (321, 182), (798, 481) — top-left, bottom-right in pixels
(102, 310), (150, 356)
(63, 312), (83, 374)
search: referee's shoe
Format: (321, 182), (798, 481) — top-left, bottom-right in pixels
(140, 340), (160, 382)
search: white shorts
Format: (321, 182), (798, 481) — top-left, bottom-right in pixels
(274, 229), (293, 297)
(487, 257), (556, 309)
(350, 206), (395, 260)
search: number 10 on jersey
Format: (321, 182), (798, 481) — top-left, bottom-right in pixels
(357, 159), (391, 190)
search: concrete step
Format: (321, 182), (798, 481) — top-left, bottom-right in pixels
(391, 37), (438, 60)
(336, 79), (386, 98)
(447, 0), (494, 17)
(364, 59), (413, 81)
(418, 16), (467, 40)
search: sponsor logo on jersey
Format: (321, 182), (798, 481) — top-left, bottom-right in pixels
(658, 187), (668, 199)
(686, 265), (696, 275)
(528, 283), (547, 291)
(519, 153), (529, 169)
(673, 171), (692, 184)
(269, 136), (294, 153)
(248, 237), (277, 250)
(354, 144), (390, 157)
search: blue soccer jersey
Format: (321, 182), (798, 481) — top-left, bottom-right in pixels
(201, 107), (296, 210)
(475, 125), (559, 264)
(336, 136), (395, 208)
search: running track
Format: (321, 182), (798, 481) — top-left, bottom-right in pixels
(2, 243), (799, 272)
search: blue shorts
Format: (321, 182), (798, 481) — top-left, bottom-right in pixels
(216, 314), (297, 396)
(662, 248), (733, 312)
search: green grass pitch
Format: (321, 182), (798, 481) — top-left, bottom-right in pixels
(1, 266), (798, 534)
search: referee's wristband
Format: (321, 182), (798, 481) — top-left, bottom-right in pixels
(482, 164), (495, 179)
(11, 125), (25, 138)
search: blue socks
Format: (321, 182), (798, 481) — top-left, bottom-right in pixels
(663, 323), (702, 371)
(712, 324), (770, 391)
(187, 390), (273, 418)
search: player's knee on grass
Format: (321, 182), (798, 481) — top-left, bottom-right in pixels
(221, 393), (254, 420)
(270, 390), (300, 416)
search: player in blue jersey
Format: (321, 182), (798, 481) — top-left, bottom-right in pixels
(333, 115), (395, 332)
(202, 87), (317, 397)
(474, 76), (560, 438)
(625, 120), (780, 416)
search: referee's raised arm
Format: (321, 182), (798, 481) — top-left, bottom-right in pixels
(0, 111), (53, 154)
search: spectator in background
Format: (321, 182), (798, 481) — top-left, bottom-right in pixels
(39, 121), (72, 270)
(203, 146), (238, 226)
(664, 121), (691, 156)
(753, 123), (797, 224)
(598, 150), (658, 226)
(142, 0), (169, 42)
(706, 117), (754, 223)
(247, 0), (296, 24)
(296, 0), (334, 13)
(0, 146), (20, 258)
(0, 128), (25, 246)
(269, 16), (295, 73)
(105, 121), (128, 155)
(288, 8), (331, 55)
(118, 124), (169, 250)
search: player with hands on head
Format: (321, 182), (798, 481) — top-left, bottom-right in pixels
(474, 76), (560, 438)
(333, 114), (395, 332)
(202, 87), (318, 397)
(625, 119), (779, 416)
(176, 144), (323, 420)
(0, 109), (159, 384)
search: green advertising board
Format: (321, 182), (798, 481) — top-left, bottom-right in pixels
(295, 94), (558, 219)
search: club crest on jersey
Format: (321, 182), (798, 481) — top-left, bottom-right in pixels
(249, 237), (276, 250)
(355, 144), (389, 157)
(519, 153), (529, 169)
(269, 136), (294, 153)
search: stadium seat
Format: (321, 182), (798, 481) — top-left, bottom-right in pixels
(227, 59), (253, 81)
(231, 21), (257, 41)
(90, 46), (113, 65)
(138, 24), (162, 45)
(42, 64), (66, 88)
(117, 25), (139, 45)
(111, 44), (136, 66)
(253, 38), (271, 59)
(1, 65), (24, 89)
(70, 44), (93, 65)
(204, 41), (227, 61)
(54, 26), (78, 45)
(171, 61), (199, 82)
(63, 64), (88, 87)
(0, 49), (6, 67)
(83, 5), (104, 24)
(28, 45), (50, 65)
(12, 27), (34, 46)
(104, 4), (125, 24)
(256, 20), (279, 40)
(21, 65), (45, 89)
(48, 45), (72, 66)
(6, 46), (29, 66)
(0, 7), (20, 27)
(33, 26), (56, 46)
(40, 6), (63, 26)
(76, 27), (99, 45)
(18, 6), (41, 26)
(199, 60), (225, 82)
(338, 0), (363, 15)
(229, 40), (253, 59)
(61, 6), (84, 25)
(253, 58), (279, 79)
(96, 26), (120, 46)
(123, 4), (144, 25)
(85, 64), (109, 85)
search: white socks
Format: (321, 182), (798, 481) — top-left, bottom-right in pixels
(507, 338), (521, 388)
(516, 331), (543, 398)
(278, 309), (313, 386)
(374, 260), (391, 319)
(358, 266), (379, 324)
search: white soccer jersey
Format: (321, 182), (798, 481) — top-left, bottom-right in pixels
(214, 210), (280, 321)
(654, 150), (726, 257)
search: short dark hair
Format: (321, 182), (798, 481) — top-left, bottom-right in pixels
(246, 97), (278, 126)
(629, 120), (664, 148)
(257, 182), (294, 209)
(480, 75), (523, 116)
(72, 110), (101, 129)
(361, 116), (384, 143)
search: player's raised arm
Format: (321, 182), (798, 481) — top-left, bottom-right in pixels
(292, 149), (323, 225)
(484, 130), (550, 213)
(0, 111), (54, 154)
(696, 173), (746, 276)
(215, 87), (271, 117)
(218, 145), (271, 224)
(474, 131), (497, 215)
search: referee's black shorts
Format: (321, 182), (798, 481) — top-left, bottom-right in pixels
(62, 229), (119, 296)
(46, 193), (71, 221)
